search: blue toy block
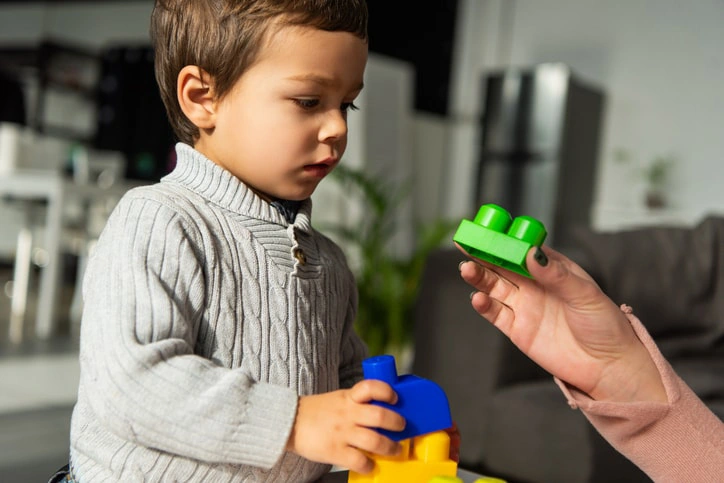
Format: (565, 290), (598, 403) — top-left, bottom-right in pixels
(363, 355), (452, 441)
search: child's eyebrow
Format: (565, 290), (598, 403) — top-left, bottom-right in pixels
(286, 74), (364, 91)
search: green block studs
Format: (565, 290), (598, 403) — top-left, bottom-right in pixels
(453, 204), (547, 278)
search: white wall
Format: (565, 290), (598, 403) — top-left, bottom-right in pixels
(446, 0), (724, 230)
(3, 0), (722, 237)
(0, 1), (154, 47)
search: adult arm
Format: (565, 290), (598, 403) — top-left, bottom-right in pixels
(458, 244), (723, 482)
(558, 310), (724, 482)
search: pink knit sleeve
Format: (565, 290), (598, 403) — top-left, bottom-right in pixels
(555, 306), (724, 482)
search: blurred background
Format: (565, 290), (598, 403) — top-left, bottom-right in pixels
(0, 1), (722, 481)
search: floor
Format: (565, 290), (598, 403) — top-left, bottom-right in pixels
(0, 261), (80, 482)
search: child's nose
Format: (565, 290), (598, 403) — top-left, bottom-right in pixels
(318, 109), (348, 144)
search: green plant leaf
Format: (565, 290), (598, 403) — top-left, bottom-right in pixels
(317, 165), (456, 356)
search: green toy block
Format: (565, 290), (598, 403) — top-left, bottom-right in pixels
(453, 204), (547, 278)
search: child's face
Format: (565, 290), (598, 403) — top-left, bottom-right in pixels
(195, 24), (368, 201)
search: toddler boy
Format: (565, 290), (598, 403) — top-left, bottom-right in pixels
(68, 1), (405, 481)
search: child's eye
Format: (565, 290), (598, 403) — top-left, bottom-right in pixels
(341, 102), (359, 112)
(294, 98), (320, 110)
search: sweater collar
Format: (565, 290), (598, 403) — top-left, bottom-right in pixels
(162, 143), (314, 231)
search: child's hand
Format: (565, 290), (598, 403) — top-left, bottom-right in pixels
(285, 379), (405, 474)
(458, 244), (666, 404)
(445, 421), (461, 462)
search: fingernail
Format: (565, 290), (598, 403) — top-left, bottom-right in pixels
(458, 260), (467, 272)
(534, 247), (548, 266)
(469, 291), (477, 300)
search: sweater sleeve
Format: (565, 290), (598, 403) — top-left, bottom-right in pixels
(337, 269), (367, 389)
(78, 194), (298, 469)
(555, 311), (724, 482)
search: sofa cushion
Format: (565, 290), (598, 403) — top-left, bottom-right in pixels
(412, 248), (508, 465)
(483, 381), (593, 482)
(567, 216), (724, 359)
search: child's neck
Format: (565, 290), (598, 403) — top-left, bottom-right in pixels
(270, 198), (302, 223)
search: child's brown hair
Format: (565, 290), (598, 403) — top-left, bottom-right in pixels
(151, 0), (369, 144)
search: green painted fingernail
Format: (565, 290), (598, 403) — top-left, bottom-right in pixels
(534, 247), (548, 266)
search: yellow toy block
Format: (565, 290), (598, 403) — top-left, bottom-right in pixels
(348, 430), (457, 483)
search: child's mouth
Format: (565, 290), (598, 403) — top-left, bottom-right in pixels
(304, 158), (337, 178)
(304, 163), (332, 178)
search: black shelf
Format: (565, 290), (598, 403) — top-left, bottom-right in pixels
(0, 39), (99, 141)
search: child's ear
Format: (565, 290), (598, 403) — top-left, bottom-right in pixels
(177, 65), (217, 129)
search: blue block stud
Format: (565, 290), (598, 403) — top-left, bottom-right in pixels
(363, 355), (452, 441)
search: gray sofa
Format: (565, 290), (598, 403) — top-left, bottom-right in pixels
(412, 216), (724, 483)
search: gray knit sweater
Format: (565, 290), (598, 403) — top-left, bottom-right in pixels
(69, 143), (367, 482)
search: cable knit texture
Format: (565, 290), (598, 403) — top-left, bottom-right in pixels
(556, 308), (724, 482)
(69, 143), (368, 482)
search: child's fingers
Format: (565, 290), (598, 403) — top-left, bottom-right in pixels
(348, 381), (405, 432)
(349, 379), (398, 404)
(350, 427), (401, 457)
(354, 403), (406, 432)
(337, 446), (375, 474)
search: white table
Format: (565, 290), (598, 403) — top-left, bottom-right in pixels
(0, 169), (141, 341)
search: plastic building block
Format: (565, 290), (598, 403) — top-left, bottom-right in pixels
(348, 355), (457, 482)
(362, 355), (452, 441)
(348, 430), (457, 483)
(453, 203), (547, 278)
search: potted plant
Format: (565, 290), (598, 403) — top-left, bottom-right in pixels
(318, 165), (457, 361)
(613, 149), (677, 210)
(642, 155), (675, 209)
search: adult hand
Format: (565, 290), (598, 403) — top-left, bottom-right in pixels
(457, 244), (666, 403)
